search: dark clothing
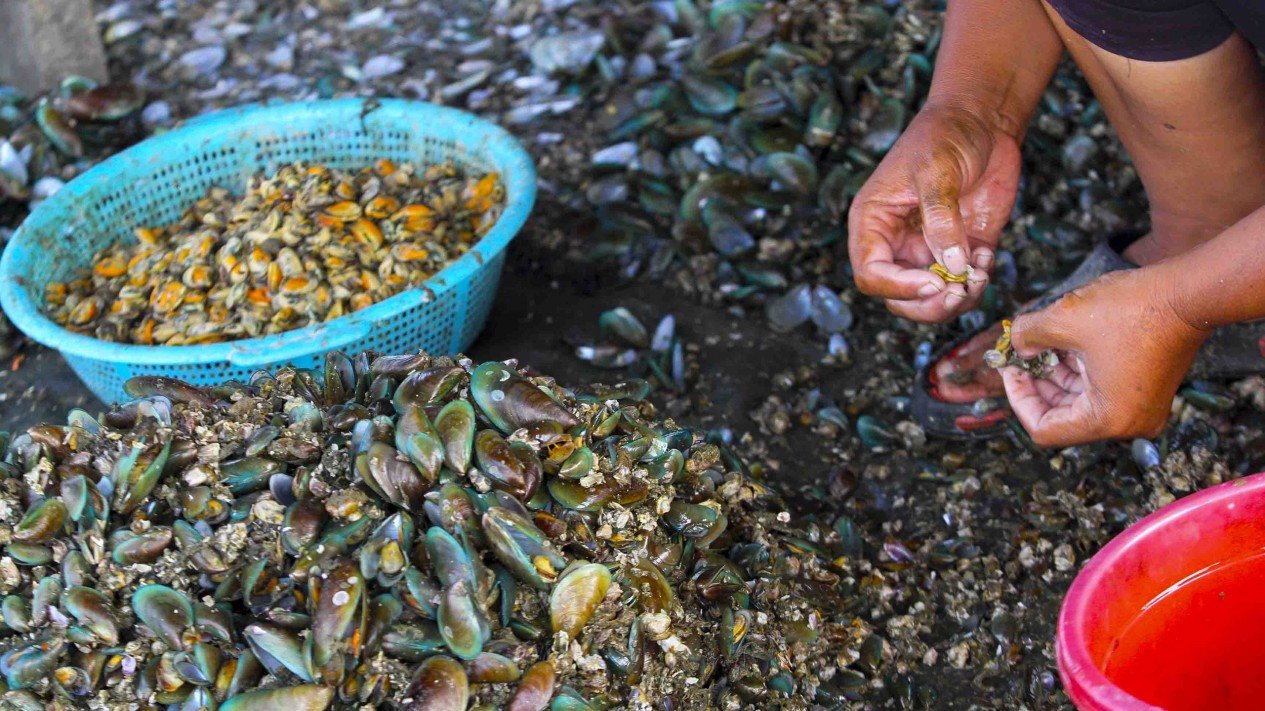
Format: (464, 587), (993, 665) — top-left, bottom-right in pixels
(1045, 0), (1265, 61)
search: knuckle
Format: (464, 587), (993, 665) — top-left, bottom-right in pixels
(845, 201), (875, 231)
(920, 208), (958, 237)
(1013, 312), (1064, 350)
(885, 299), (914, 318)
(916, 149), (964, 190)
(1009, 317), (1040, 347)
(918, 144), (957, 172)
(854, 271), (880, 295)
(886, 300), (938, 323)
(845, 197), (865, 223)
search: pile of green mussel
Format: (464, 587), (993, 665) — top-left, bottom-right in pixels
(579, 0), (925, 324)
(0, 352), (875, 710)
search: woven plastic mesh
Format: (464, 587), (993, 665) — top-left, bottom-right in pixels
(0, 99), (536, 404)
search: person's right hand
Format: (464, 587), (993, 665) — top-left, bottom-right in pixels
(847, 102), (1021, 322)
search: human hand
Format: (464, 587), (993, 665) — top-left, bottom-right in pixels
(999, 269), (1211, 447)
(847, 101), (1021, 322)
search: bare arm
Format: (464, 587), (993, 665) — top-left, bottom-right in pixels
(1163, 204), (1265, 330)
(927, 0), (1066, 138)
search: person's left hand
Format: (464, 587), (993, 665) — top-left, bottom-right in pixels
(999, 268), (1211, 447)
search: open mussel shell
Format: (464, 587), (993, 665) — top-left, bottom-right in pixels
(35, 100), (82, 157)
(53, 665), (94, 696)
(112, 439), (171, 513)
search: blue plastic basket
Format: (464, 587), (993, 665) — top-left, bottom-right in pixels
(0, 98), (536, 404)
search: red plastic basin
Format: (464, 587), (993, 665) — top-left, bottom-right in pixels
(1057, 472), (1265, 710)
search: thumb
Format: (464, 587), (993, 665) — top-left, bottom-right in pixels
(1009, 305), (1071, 359)
(914, 166), (970, 276)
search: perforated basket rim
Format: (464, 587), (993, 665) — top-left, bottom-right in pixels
(0, 98), (536, 368)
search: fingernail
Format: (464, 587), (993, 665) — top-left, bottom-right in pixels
(944, 289), (965, 306)
(967, 266), (988, 285)
(941, 246), (968, 275)
(975, 248), (994, 270)
(917, 282), (941, 298)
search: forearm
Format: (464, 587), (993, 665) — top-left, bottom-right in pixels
(1161, 204), (1265, 330)
(925, 0), (1065, 139)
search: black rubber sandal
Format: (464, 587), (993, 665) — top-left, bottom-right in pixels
(912, 233), (1265, 440)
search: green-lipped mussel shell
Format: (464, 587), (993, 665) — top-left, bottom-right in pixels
(471, 362), (578, 434)
(507, 660), (556, 711)
(437, 580), (488, 660)
(218, 684), (334, 711)
(434, 399), (476, 472)
(403, 655), (468, 711)
(482, 506), (567, 590)
(132, 584), (194, 649)
(550, 563), (612, 640)
(466, 652), (521, 683)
